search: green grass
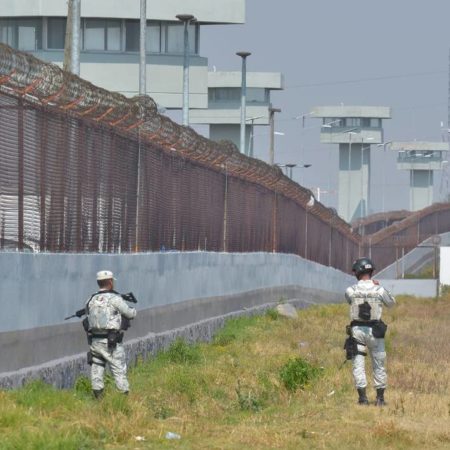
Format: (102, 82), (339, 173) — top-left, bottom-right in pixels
(2, 297), (450, 449)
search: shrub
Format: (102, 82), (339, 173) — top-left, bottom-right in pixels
(266, 308), (280, 321)
(279, 357), (321, 392)
(74, 375), (92, 397)
(235, 381), (264, 412)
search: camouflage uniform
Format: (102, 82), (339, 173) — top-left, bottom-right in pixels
(86, 290), (136, 392)
(345, 280), (395, 390)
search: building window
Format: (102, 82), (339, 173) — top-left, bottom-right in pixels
(84, 19), (105, 50)
(209, 88), (241, 102)
(125, 20), (139, 51)
(47, 17), (66, 49)
(370, 118), (381, 128)
(345, 118), (361, 127)
(125, 20), (197, 54)
(83, 19), (122, 51)
(322, 118), (344, 127)
(0, 20), (15, 47)
(0, 18), (42, 51)
(247, 88), (269, 103)
(147, 23), (161, 53)
(125, 20), (161, 52)
(167, 23), (196, 54)
(106, 20), (121, 51)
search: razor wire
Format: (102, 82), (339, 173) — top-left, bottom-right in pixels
(1, 44), (448, 272)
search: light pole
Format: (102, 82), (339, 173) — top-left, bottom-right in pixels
(176, 14), (196, 126)
(376, 141), (392, 215)
(139, 0), (147, 95)
(66, 0), (80, 75)
(236, 51), (251, 154)
(346, 128), (359, 221)
(361, 136), (374, 218)
(246, 115), (264, 157)
(269, 107), (282, 165)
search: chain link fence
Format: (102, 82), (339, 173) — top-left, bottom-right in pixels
(0, 44), (360, 272)
(1, 45), (449, 273)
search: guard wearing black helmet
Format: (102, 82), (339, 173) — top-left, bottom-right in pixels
(345, 257), (395, 406)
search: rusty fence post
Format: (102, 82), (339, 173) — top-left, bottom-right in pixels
(18, 98), (24, 251)
(39, 110), (48, 251)
(222, 163), (228, 252)
(272, 191), (278, 253)
(76, 119), (83, 252)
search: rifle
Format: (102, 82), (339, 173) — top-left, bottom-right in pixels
(339, 325), (358, 369)
(64, 292), (138, 320)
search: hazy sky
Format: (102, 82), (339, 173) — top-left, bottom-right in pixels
(199, 0), (450, 213)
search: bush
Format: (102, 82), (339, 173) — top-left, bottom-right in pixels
(235, 381), (264, 412)
(266, 308), (280, 321)
(279, 357), (321, 392)
(74, 376), (92, 397)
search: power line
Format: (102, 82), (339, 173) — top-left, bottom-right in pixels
(286, 70), (447, 89)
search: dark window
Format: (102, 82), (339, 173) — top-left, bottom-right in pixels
(0, 18), (42, 51)
(47, 18), (66, 49)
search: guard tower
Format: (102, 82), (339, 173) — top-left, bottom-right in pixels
(190, 71), (284, 156)
(391, 142), (449, 211)
(312, 106), (391, 222)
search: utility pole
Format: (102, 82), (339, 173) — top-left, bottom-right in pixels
(63, 0), (80, 75)
(269, 107), (281, 165)
(236, 51), (251, 154)
(139, 0), (147, 95)
(176, 14), (196, 126)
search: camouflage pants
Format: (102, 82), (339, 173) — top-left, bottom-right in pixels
(351, 326), (387, 390)
(90, 339), (129, 392)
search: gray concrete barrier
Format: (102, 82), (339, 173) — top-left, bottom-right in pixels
(379, 279), (438, 298)
(0, 251), (353, 386)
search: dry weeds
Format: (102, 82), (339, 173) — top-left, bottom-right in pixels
(1, 295), (450, 449)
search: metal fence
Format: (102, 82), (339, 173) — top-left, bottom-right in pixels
(1, 45), (449, 274)
(0, 44), (360, 272)
(363, 203), (450, 270)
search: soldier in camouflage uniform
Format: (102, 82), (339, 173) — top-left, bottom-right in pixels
(345, 258), (395, 406)
(86, 270), (136, 398)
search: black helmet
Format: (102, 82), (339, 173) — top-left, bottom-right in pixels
(352, 257), (375, 277)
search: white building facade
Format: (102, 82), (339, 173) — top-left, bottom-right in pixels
(190, 71), (284, 155)
(0, 0), (245, 108)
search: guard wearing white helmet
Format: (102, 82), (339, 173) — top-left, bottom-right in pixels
(345, 258), (395, 406)
(86, 270), (136, 398)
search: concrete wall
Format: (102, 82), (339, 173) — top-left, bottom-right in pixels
(409, 170), (434, 212)
(35, 51), (208, 108)
(380, 279), (438, 297)
(440, 247), (450, 286)
(338, 144), (370, 222)
(377, 232), (450, 279)
(2, 0), (246, 24)
(0, 251), (353, 376)
(191, 105), (270, 125)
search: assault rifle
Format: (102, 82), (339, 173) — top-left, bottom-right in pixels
(64, 292), (137, 321)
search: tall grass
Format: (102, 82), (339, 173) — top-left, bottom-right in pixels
(1, 296), (450, 449)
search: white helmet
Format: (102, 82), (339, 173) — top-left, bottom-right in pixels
(96, 270), (115, 281)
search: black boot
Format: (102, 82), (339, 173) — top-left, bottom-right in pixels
(93, 389), (104, 399)
(376, 388), (385, 406)
(357, 388), (369, 405)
